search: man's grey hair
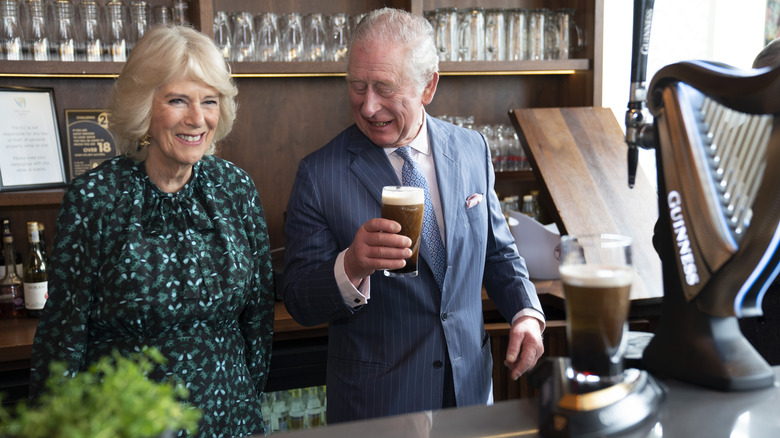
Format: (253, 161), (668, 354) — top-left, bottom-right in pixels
(347, 8), (439, 94)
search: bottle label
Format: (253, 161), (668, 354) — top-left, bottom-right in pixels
(24, 281), (47, 310)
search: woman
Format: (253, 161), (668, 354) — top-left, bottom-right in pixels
(29, 26), (274, 437)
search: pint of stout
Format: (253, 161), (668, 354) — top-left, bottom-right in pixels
(559, 234), (633, 386)
(381, 186), (424, 277)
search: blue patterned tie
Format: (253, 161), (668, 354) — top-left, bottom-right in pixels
(396, 146), (446, 288)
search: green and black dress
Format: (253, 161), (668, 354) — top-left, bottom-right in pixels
(29, 155), (275, 437)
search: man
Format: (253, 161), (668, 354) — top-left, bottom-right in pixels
(283, 8), (545, 423)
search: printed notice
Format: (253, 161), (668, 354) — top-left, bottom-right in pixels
(65, 109), (116, 180)
(0, 88), (66, 190)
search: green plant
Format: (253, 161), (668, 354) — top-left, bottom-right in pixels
(0, 347), (201, 438)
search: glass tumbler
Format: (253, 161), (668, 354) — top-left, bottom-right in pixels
(527, 8), (546, 61)
(232, 11), (255, 62)
(485, 8), (505, 61)
(435, 7), (458, 62)
(327, 13), (349, 62)
(303, 12), (326, 61)
(105, 0), (128, 62)
(255, 12), (279, 61)
(128, 0), (150, 51)
(79, 0), (103, 62)
(281, 12), (303, 62)
(0, 0), (23, 60)
(506, 8), (527, 61)
(213, 10), (232, 61)
(27, 0), (50, 61)
(457, 7), (485, 61)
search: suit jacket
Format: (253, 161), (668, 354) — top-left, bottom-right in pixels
(283, 116), (543, 423)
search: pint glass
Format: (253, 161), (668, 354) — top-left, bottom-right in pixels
(381, 186), (424, 277)
(559, 234), (633, 385)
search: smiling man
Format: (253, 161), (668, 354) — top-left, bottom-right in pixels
(283, 7), (545, 424)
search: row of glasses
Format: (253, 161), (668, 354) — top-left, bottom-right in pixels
(0, 0), (188, 62)
(437, 115), (529, 172)
(214, 10), (361, 62)
(426, 7), (582, 62)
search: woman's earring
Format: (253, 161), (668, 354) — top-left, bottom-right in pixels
(139, 133), (152, 148)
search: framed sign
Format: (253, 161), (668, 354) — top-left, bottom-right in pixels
(65, 109), (116, 180)
(0, 86), (66, 191)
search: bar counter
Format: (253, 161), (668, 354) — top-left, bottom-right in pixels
(278, 367), (780, 438)
(0, 281), (660, 400)
(0, 281), (573, 371)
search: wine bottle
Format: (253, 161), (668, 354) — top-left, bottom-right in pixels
(37, 221), (48, 261)
(0, 219), (25, 318)
(23, 221), (48, 318)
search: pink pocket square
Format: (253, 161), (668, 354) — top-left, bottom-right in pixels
(466, 193), (483, 209)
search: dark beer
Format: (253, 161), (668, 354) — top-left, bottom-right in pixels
(561, 264), (632, 380)
(382, 186), (424, 277)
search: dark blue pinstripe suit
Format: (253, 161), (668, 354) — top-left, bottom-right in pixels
(283, 116), (543, 423)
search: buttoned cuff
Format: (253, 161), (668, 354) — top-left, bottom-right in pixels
(335, 248), (370, 308)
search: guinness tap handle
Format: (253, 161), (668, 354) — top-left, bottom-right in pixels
(625, 0), (655, 188)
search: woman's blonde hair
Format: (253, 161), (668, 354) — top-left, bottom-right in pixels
(108, 25), (238, 161)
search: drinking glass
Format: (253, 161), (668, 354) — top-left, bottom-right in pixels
(1, 0), (23, 60)
(485, 9), (505, 61)
(53, 0), (75, 61)
(128, 1), (150, 51)
(105, 0), (128, 62)
(506, 8), (528, 61)
(559, 234), (633, 389)
(153, 5), (172, 25)
(528, 8), (546, 61)
(457, 7), (485, 61)
(172, 0), (188, 26)
(553, 8), (584, 59)
(255, 12), (278, 61)
(213, 10), (232, 61)
(303, 12), (326, 61)
(327, 12), (349, 62)
(382, 186), (425, 278)
(281, 12), (303, 62)
(27, 0), (49, 61)
(232, 11), (255, 62)
(79, 0), (103, 62)
(434, 7), (458, 62)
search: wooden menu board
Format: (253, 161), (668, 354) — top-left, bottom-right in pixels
(509, 107), (663, 301)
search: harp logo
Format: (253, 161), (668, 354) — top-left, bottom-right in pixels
(668, 191), (700, 286)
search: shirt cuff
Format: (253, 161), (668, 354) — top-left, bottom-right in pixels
(511, 308), (546, 332)
(335, 249), (370, 308)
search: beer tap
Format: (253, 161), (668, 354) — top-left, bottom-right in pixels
(625, 0), (656, 188)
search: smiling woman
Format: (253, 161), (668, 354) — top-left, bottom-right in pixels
(28, 25), (275, 438)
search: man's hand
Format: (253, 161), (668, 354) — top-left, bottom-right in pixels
(343, 218), (412, 286)
(504, 315), (544, 381)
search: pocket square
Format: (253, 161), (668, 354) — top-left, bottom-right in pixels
(466, 193), (483, 209)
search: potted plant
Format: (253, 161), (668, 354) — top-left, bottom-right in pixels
(0, 347), (201, 438)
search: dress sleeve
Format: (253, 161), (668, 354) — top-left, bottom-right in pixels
(238, 179), (275, 395)
(28, 180), (99, 400)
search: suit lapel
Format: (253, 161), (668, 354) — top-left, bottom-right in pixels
(346, 126), (399, 207)
(428, 117), (463, 287)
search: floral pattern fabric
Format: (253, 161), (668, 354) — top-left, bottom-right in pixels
(29, 155), (275, 437)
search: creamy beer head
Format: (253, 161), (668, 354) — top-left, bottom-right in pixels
(559, 264), (633, 288)
(382, 186), (424, 206)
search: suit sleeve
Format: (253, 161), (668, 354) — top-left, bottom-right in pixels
(282, 158), (359, 326)
(478, 134), (545, 323)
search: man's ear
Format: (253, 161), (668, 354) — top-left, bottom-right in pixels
(421, 72), (439, 105)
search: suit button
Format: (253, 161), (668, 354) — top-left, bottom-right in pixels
(441, 312), (448, 321)
(433, 360), (443, 369)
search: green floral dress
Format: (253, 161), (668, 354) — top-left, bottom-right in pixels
(29, 155), (275, 437)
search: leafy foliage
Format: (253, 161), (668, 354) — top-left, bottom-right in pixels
(0, 347), (201, 438)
